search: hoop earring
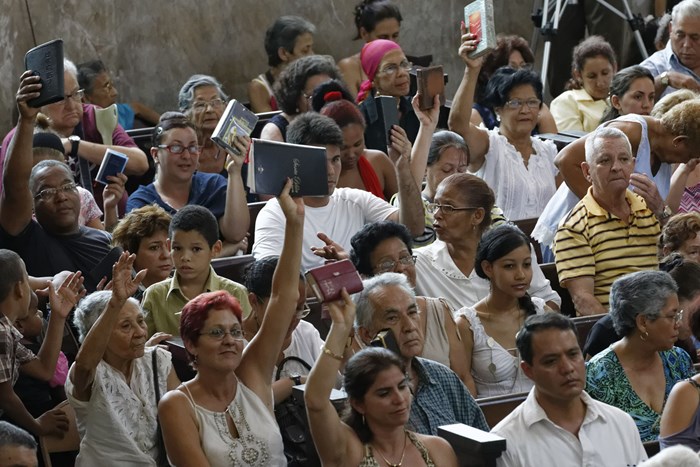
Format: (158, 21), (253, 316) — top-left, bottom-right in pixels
(640, 330), (649, 342)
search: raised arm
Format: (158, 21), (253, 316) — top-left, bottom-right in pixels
(448, 26), (490, 171)
(69, 253), (146, 401)
(304, 290), (358, 467)
(553, 136), (589, 198)
(1, 71), (40, 235)
(667, 160), (700, 212)
(407, 94), (440, 189)
(237, 179), (303, 407)
(387, 126), (424, 236)
(219, 136), (251, 244)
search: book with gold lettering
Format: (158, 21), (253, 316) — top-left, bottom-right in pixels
(464, 0), (496, 59)
(247, 139), (328, 196)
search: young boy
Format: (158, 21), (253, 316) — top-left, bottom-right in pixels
(0, 249), (77, 438)
(142, 205), (251, 336)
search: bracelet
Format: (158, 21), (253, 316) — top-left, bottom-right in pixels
(321, 345), (344, 361)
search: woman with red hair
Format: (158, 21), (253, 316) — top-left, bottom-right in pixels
(158, 179), (304, 466)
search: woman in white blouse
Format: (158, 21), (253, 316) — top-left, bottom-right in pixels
(449, 25), (560, 221)
(67, 253), (179, 466)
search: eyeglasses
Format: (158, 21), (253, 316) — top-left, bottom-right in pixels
(157, 144), (201, 155)
(295, 304), (311, 320)
(33, 182), (78, 201)
(426, 203), (478, 215)
(192, 99), (225, 111)
(379, 60), (412, 76)
(660, 309), (684, 324)
(61, 89), (85, 104)
(375, 255), (417, 273)
(503, 98), (541, 110)
(200, 327), (245, 341)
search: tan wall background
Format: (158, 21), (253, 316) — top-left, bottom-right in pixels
(1, 0), (541, 134)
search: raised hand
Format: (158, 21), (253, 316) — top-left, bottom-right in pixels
(411, 94), (441, 129)
(146, 331), (173, 348)
(311, 232), (349, 261)
(278, 177), (304, 224)
(103, 173), (128, 211)
(16, 70), (42, 121)
(225, 135), (250, 173)
(111, 252), (147, 303)
(458, 22), (485, 69)
(629, 173), (664, 215)
(326, 289), (356, 336)
(388, 125), (412, 164)
(48, 272), (85, 320)
(36, 407), (69, 437)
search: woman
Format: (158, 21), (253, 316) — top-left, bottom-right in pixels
(248, 16), (316, 113)
(111, 204), (172, 294)
(260, 55), (341, 142)
(66, 252), (179, 465)
(550, 36), (617, 132)
(449, 29), (559, 221)
(471, 35), (558, 134)
(658, 212), (700, 261)
(586, 270), (694, 442)
(178, 75), (230, 175)
(158, 179), (303, 466)
(599, 66), (655, 124)
(456, 224), (549, 398)
(349, 220), (473, 392)
(243, 255), (326, 403)
(126, 112), (249, 256)
(338, 0), (402, 98)
(413, 173), (561, 313)
(304, 292), (458, 466)
(317, 80), (398, 200)
(356, 39), (420, 153)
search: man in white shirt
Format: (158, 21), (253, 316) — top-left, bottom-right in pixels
(491, 313), (647, 467)
(252, 112), (424, 271)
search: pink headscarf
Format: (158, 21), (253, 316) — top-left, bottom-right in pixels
(356, 39), (402, 103)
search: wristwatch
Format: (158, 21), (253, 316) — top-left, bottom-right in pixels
(68, 135), (81, 156)
(658, 205), (673, 221)
(659, 71), (670, 87)
(290, 374), (302, 386)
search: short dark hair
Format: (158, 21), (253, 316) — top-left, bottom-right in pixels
(312, 79), (356, 113)
(169, 205), (219, 248)
(483, 66), (544, 110)
(29, 160), (73, 195)
(516, 313), (577, 365)
(0, 420), (37, 451)
(566, 35), (617, 91)
(265, 16), (316, 68)
(0, 250), (24, 303)
(350, 221), (413, 276)
(273, 55), (341, 115)
(353, 0), (403, 40)
(152, 111), (196, 148)
(476, 35), (535, 104)
(244, 256), (304, 301)
(600, 66), (654, 123)
(342, 347), (405, 442)
(287, 112), (344, 148)
(76, 59), (107, 95)
(111, 204), (172, 254)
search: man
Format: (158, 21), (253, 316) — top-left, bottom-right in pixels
(0, 71), (117, 292)
(641, 0), (700, 97)
(0, 422), (38, 467)
(353, 273), (488, 435)
(252, 113), (423, 271)
(491, 313), (647, 467)
(554, 127), (660, 315)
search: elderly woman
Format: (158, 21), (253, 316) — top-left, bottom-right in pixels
(586, 270), (694, 442)
(349, 220), (472, 392)
(111, 204), (172, 294)
(414, 173), (560, 312)
(248, 16), (316, 113)
(126, 112), (249, 256)
(158, 179), (302, 465)
(338, 0), (402, 98)
(66, 253), (179, 465)
(260, 55), (341, 142)
(550, 36), (617, 132)
(449, 29), (560, 221)
(304, 293), (458, 466)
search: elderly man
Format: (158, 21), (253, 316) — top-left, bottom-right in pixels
(0, 72), (116, 292)
(491, 313), (647, 467)
(554, 127), (660, 316)
(353, 272), (488, 435)
(0, 422), (38, 467)
(252, 113), (424, 271)
(641, 0), (700, 97)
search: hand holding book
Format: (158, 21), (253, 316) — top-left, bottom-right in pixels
(225, 135), (250, 173)
(387, 125), (411, 164)
(459, 22), (485, 69)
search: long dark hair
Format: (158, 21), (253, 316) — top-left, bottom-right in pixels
(599, 66), (654, 123)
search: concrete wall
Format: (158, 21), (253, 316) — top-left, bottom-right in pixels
(1, 0), (538, 134)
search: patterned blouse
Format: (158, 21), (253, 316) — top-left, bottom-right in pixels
(586, 346), (695, 442)
(360, 431), (435, 467)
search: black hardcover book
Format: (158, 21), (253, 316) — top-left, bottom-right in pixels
(375, 95), (399, 148)
(24, 39), (65, 108)
(247, 139), (328, 197)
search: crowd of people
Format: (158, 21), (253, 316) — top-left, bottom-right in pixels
(4, 0), (700, 466)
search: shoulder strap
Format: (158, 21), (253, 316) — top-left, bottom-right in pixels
(275, 356), (312, 381)
(687, 377), (700, 396)
(407, 431), (434, 466)
(152, 349), (161, 402)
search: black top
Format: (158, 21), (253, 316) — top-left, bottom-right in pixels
(359, 93), (420, 154)
(269, 114), (290, 142)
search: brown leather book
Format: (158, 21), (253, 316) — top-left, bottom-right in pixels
(417, 65), (446, 110)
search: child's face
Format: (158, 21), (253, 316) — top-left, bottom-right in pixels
(169, 230), (219, 282)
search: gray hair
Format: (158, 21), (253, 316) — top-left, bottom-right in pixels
(584, 126), (632, 164)
(177, 74), (229, 112)
(354, 272), (415, 330)
(0, 420), (37, 451)
(640, 444), (700, 467)
(29, 159), (72, 194)
(609, 270), (678, 337)
(73, 291), (140, 342)
(428, 130), (469, 166)
(63, 58), (77, 79)
(672, 0), (700, 23)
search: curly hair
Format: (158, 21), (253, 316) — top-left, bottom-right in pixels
(652, 89), (700, 118)
(565, 36), (617, 91)
(659, 98), (700, 149)
(658, 212), (700, 259)
(353, 0), (402, 40)
(476, 35), (534, 104)
(177, 74), (229, 113)
(350, 220), (413, 276)
(111, 205), (172, 255)
(273, 55), (341, 115)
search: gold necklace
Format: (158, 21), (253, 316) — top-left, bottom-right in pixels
(374, 431), (407, 467)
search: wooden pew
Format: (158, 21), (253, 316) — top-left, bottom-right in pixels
(540, 262), (576, 317)
(513, 218), (544, 263)
(125, 127), (156, 193)
(251, 110), (282, 139)
(477, 391), (528, 428)
(439, 423), (507, 467)
(166, 338), (196, 382)
(302, 299), (330, 340)
(211, 254), (256, 284)
(571, 314), (606, 350)
(247, 201), (267, 254)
